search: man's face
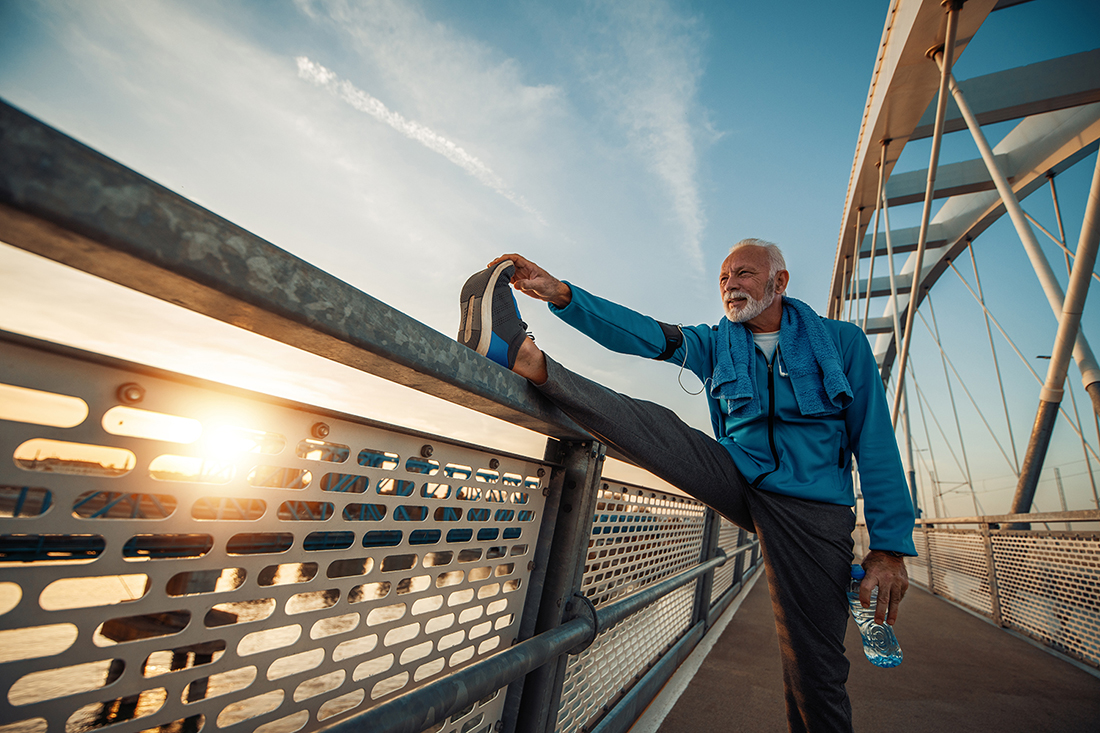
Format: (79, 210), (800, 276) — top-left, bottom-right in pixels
(719, 246), (778, 325)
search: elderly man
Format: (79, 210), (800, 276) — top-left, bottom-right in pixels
(457, 239), (915, 732)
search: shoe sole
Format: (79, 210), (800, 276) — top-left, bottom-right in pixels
(459, 260), (513, 357)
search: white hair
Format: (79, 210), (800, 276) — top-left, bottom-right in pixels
(729, 238), (786, 278)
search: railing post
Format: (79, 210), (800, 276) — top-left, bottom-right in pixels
(979, 520), (1003, 626)
(733, 528), (747, 587)
(499, 438), (568, 733)
(507, 439), (606, 733)
(691, 509), (722, 628)
(923, 522), (934, 594)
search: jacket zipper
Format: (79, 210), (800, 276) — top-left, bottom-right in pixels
(751, 357), (781, 489)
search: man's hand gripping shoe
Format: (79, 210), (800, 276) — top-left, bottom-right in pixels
(458, 260), (529, 369)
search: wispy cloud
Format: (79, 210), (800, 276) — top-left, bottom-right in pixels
(576, 0), (709, 267)
(297, 55), (543, 223)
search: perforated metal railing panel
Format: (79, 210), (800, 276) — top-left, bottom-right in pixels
(923, 530), (993, 616)
(710, 519), (742, 603)
(904, 523), (1100, 670)
(991, 531), (1100, 667)
(906, 529), (929, 585)
(554, 482), (706, 733)
(0, 335), (549, 733)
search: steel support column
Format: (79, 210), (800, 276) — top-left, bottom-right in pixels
(878, 169), (919, 516)
(1011, 152), (1100, 517)
(892, 1), (961, 427)
(938, 62), (1100, 411)
(863, 143), (888, 333)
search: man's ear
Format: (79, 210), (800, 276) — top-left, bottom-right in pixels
(774, 269), (790, 295)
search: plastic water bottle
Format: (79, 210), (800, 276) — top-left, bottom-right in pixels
(847, 564), (903, 668)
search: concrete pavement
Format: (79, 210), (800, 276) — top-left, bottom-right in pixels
(652, 573), (1100, 732)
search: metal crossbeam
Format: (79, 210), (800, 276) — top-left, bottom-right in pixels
(858, 223), (947, 258)
(853, 266), (935, 300)
(911, 49), (1100, 139)
(885, 155), (1010, 206)
(860, 316), (895, 335)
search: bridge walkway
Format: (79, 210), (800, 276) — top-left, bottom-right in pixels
(645, 573), (1100, 732)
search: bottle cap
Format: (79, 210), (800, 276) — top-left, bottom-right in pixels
(850, 564), (865, 580)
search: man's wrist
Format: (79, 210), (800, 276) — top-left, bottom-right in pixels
(550, 281), (572, 308)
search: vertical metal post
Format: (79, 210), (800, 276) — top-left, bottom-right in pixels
(1054, 468), (1071, 530)
(924, 521), (935, 594)
(863, 142), (889, 333)
(880, 188), (903, 373)
(979, 521), (1002, 626)
(509, 439), (606, 733)
(691, 509), (722, 629)
(892, 0), (961, 427)
(878, 182), (918, 515)
(501, 439), (568, 733)
(732, 528), (746, 587)
(1012, 152), (1100, 517)
(839, 257), (850, 322)
(902, 387), (920, 518)
(849, 209), (862, 323)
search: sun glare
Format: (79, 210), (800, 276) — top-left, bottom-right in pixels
(204, 426), (287, 457)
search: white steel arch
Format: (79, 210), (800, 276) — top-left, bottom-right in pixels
(831, 0), (1100, 518)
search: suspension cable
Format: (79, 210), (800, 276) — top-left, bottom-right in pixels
(926, 295), (979, 515)
(908, 365), (941, 518)
(1021, 210), (1100, 286)
(912, 373), (953, 517)
(912, 368), (970, 496)
(948, 262), (1100, 465)
(969, 245), (1019, 473)
(915, 308), (1019, 475)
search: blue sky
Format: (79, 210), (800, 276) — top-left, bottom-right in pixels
(1, 0), (1098, 514)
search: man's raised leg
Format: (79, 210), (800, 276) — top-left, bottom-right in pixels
(457, 261), (754, 531)
(525, 345), (753, 532)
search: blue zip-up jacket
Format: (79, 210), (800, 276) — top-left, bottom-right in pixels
(550, 283), (917, 556)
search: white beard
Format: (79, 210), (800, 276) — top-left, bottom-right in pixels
(724, 280), (776, 324)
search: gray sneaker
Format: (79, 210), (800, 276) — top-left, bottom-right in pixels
(458, 260), (528, 368)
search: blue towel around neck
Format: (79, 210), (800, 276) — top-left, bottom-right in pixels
(710, 297), (853, 419)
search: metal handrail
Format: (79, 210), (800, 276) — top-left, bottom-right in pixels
(913, 509), (1100, 525)
(324, 548), (749, 733)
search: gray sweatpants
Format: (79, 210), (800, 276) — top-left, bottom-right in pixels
(537, 356), (857, 733)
